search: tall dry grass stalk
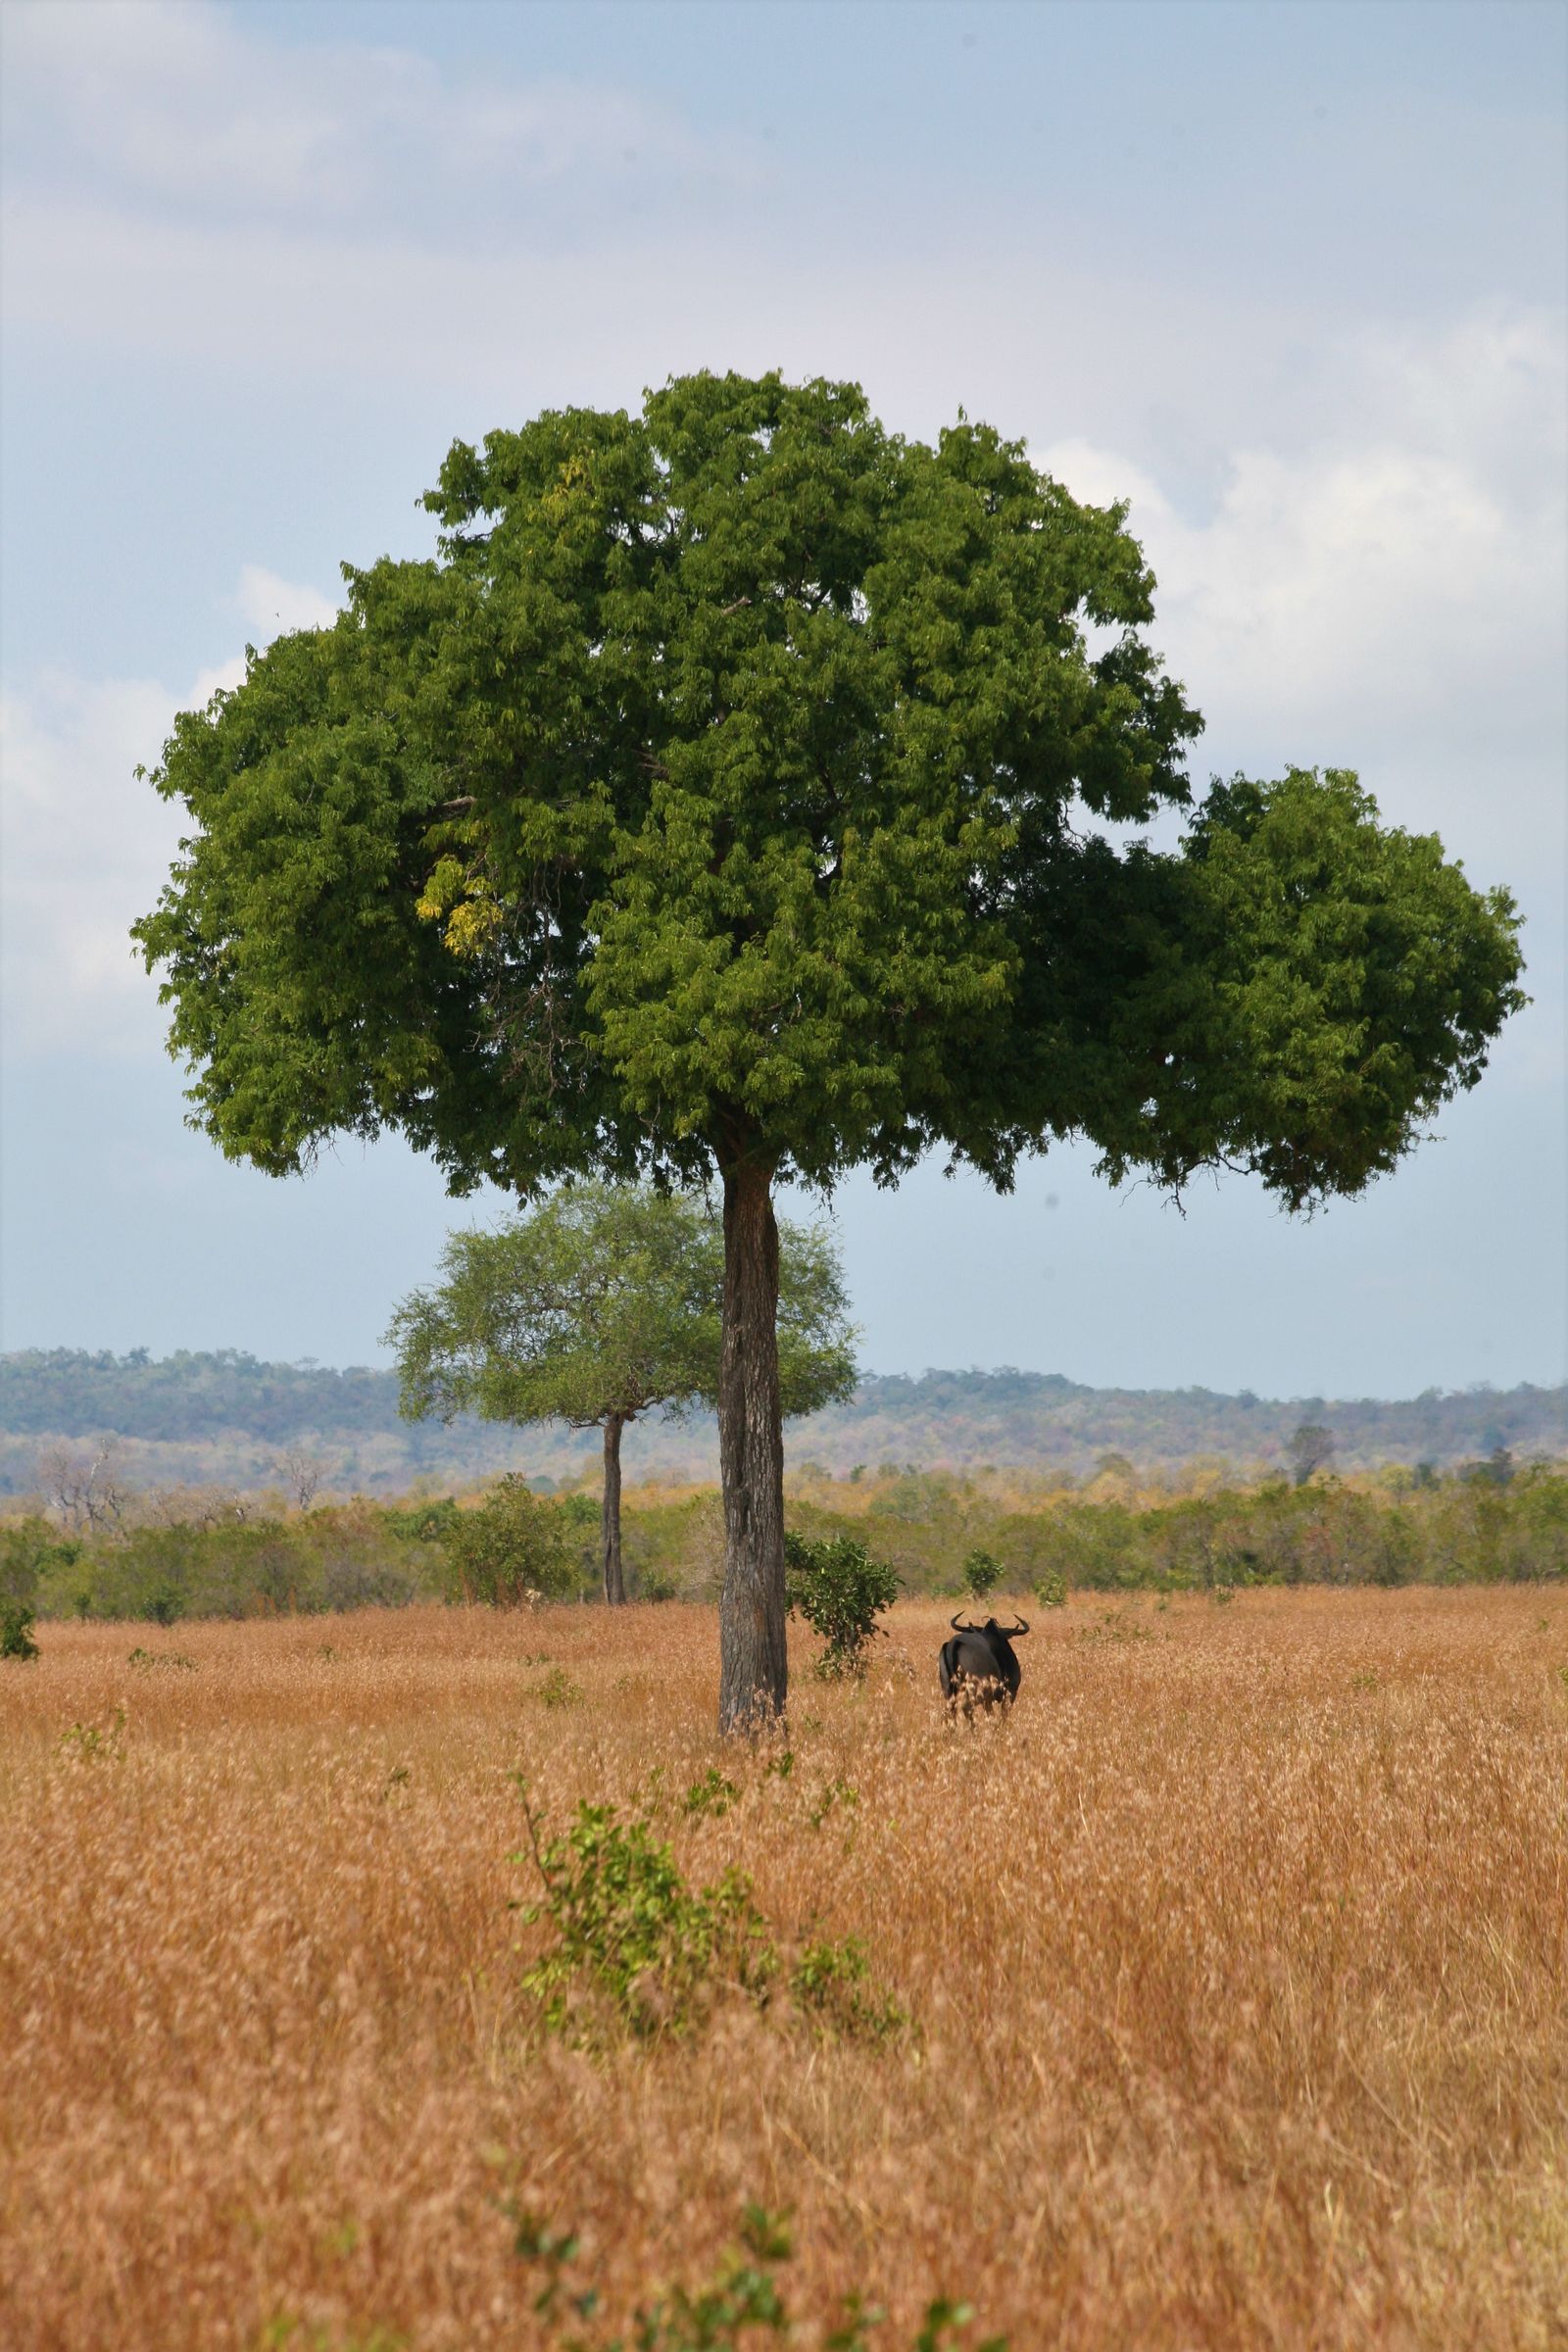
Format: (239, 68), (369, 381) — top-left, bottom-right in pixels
(3, 1590), (1565, 2349)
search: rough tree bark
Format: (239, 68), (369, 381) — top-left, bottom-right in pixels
(601, 1412), (626, 1606)
(716, 1149), (787, 1734)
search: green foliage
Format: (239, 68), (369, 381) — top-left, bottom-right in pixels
(382, 1495), (460, 1543)
(961, 1546), (1001, 1602)
(784, 1532), (901, 1676)
(22, 1460), (1565, 1630)
(1, 1515), (80, 1610)
(682, 1767), (739, 1819)
(807, 1777), (859, 1830)
(386, 1185), (855, 1433)
(1086, 768), (1526, 1209)
(258, 2321), (409, 2352)
(513, 1781), (907, 2061)
(533, 1665), (582, 1709)
(42, 1503), (443, 1622)
(623, 2207), (792, 2350)
(126, 1644), (197, 1672)
(1, 1601), (39, 1660)
(132, 370), (1517, 1230)
(913, 2306), (1008, 2352)
(513, 1786), (776, 2038)
(790, 1936), (907, 2043)
(1035, 1567), (1068, 1609)
(59, 1706), (125, 1761)
(511, 2204), (1004, 2351)
(444, 1477), (574, 1606)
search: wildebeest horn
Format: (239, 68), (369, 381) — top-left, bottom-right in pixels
(1001, 1616), (1031, 1636)
(950, 1613), (976, 1632)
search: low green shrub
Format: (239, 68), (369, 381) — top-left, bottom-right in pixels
(513, 1780), (910, 2063)
(534, 1665), (582, 1709)
(2, 1601), (39, 1661)
(512, 2203), (1007, 2350)
(513, 1786), (776, 2038)
(445, 1477), (575, 1607)
(1, 1516), (80, 1612)
(784, 1532), (900, 1676)
(790, 1935), (907, 2043)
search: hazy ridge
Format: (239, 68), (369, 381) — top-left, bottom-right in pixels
(1, 1349), (1562, 1497)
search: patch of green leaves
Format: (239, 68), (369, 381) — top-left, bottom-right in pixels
(784, 1533), (900, 1677)
(59, 1705), (125, 1760)
(682, 1767), (739, 1820)
(256, 2321), (409, 2352)
(513, 1783), (775, 2038)
(790, 1936), (908, 2044)
(536, 1665), (584, 1709)
(510, 2205), (1005, 2351)
(808, 1777), (859, 1830)
(2, 1602), (39, 1661)
(961, 1548), (1001, 1603)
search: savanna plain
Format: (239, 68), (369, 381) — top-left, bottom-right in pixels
(4, 1590), (1565, 2351)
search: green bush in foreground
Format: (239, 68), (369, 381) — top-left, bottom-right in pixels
(512, 1782), (906, 2051)
(513, 1785), (776, 2038)
(511, 2202), (1006, 2351)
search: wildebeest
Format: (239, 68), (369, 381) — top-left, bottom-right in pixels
(939, 1614), (1030, 1712)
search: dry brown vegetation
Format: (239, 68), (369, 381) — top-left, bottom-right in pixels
(3, 1590), (1565, 2350)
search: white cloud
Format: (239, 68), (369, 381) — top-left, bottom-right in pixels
(0, 671), (185, 1055)
(1039, 309), (1568, 883)
(234, 564), (339, 639)
(0, 0), (752, 229)
(0, 568), (337, 1056)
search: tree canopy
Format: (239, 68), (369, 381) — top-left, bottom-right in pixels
(134, 368), (1525, 1726)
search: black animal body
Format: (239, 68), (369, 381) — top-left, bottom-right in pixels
(939, 1614), (1030, 1711)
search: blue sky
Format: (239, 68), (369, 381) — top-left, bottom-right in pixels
(2, 0), (1563, 1398)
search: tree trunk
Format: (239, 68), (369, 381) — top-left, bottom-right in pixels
(602, 1413), (626, 1605)
(716, 1151), (788, 1734)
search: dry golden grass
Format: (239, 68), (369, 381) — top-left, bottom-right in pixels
(3, 1589), (1565, 2350)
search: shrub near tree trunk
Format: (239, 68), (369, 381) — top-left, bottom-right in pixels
(783, 1531), (901, 1677)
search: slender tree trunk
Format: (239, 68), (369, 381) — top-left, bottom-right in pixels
(602, 1412), (626, 1606)
(716, 1150), (788, 1734)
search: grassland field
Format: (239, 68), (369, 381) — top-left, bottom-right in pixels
(3, 1589), (1565, 2350)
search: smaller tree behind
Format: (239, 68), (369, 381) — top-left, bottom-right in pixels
(386, 1185), (857, 1603)
(1286, 1424), (1336, 1489)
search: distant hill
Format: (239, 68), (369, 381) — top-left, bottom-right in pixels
(1, 1349), (1562, 1497)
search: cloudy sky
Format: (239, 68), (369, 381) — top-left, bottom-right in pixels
(2, 0), (1563, 1399)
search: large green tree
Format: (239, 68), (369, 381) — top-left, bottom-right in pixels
(133, 369), (1524, 1730)
(384, 1183), (856, 1604)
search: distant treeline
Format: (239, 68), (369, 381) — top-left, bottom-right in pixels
(5, 1462), (1563, 1626)
(0, 1349), (407, 1443)
(0, 1348), (1563, 1494)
